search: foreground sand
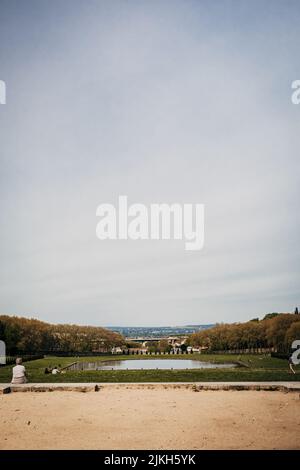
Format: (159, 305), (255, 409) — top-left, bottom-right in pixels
(0, 388), (299, 449)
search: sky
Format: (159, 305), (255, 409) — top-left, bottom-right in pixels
(0, 0), (299, 326)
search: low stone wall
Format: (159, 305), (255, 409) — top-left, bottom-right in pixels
(1, 382), (299, 394)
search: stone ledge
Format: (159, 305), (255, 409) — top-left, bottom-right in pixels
(0, 381), (299, 393)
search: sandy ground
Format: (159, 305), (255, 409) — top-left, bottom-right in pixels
(0, 388), (299, 450)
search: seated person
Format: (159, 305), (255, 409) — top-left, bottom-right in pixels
(51, 366), (60, 375)
(11, 358), (27, 384)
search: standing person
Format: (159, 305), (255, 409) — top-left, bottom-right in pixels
(11, 358), (27, 384)
(289, 355), (296, 374)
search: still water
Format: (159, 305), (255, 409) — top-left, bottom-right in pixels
(68, 359), (236, 371)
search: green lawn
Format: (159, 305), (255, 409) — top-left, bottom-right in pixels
(0, 354), (299, 383)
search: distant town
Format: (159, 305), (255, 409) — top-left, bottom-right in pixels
(108, 325), (215, 339)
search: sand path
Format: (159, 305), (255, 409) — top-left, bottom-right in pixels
(0, 389), (299, 449)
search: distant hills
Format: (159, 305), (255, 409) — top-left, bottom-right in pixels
(108, 325), (215, 338)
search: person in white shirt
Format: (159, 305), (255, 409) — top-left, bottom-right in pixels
(11, 358), (27, 384)
(52, 366), (60, 375)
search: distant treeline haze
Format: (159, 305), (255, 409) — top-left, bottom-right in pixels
(0, 315), (124, 354)
(189, 313), (300, 353)
(1, 312), (300, 355)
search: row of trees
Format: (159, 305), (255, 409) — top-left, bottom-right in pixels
(146, 340), (173, 353)
(189, 312), (300, 353)
(0, 315), (124, 354)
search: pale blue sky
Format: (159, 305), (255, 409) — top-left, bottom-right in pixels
(0, 0), (299, 326)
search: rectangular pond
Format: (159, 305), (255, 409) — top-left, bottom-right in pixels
(67, 359), (237, 371)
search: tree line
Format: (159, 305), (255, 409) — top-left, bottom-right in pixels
(0, 315), (124, 354)
(189, 312), (300, 353)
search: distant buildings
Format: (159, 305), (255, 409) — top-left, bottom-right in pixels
(109, 325), (215, 339)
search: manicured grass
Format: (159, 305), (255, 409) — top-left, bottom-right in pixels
(0, 354), (298, 383)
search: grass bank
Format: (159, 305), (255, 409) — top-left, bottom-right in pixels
(0, 354), (298, 383)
